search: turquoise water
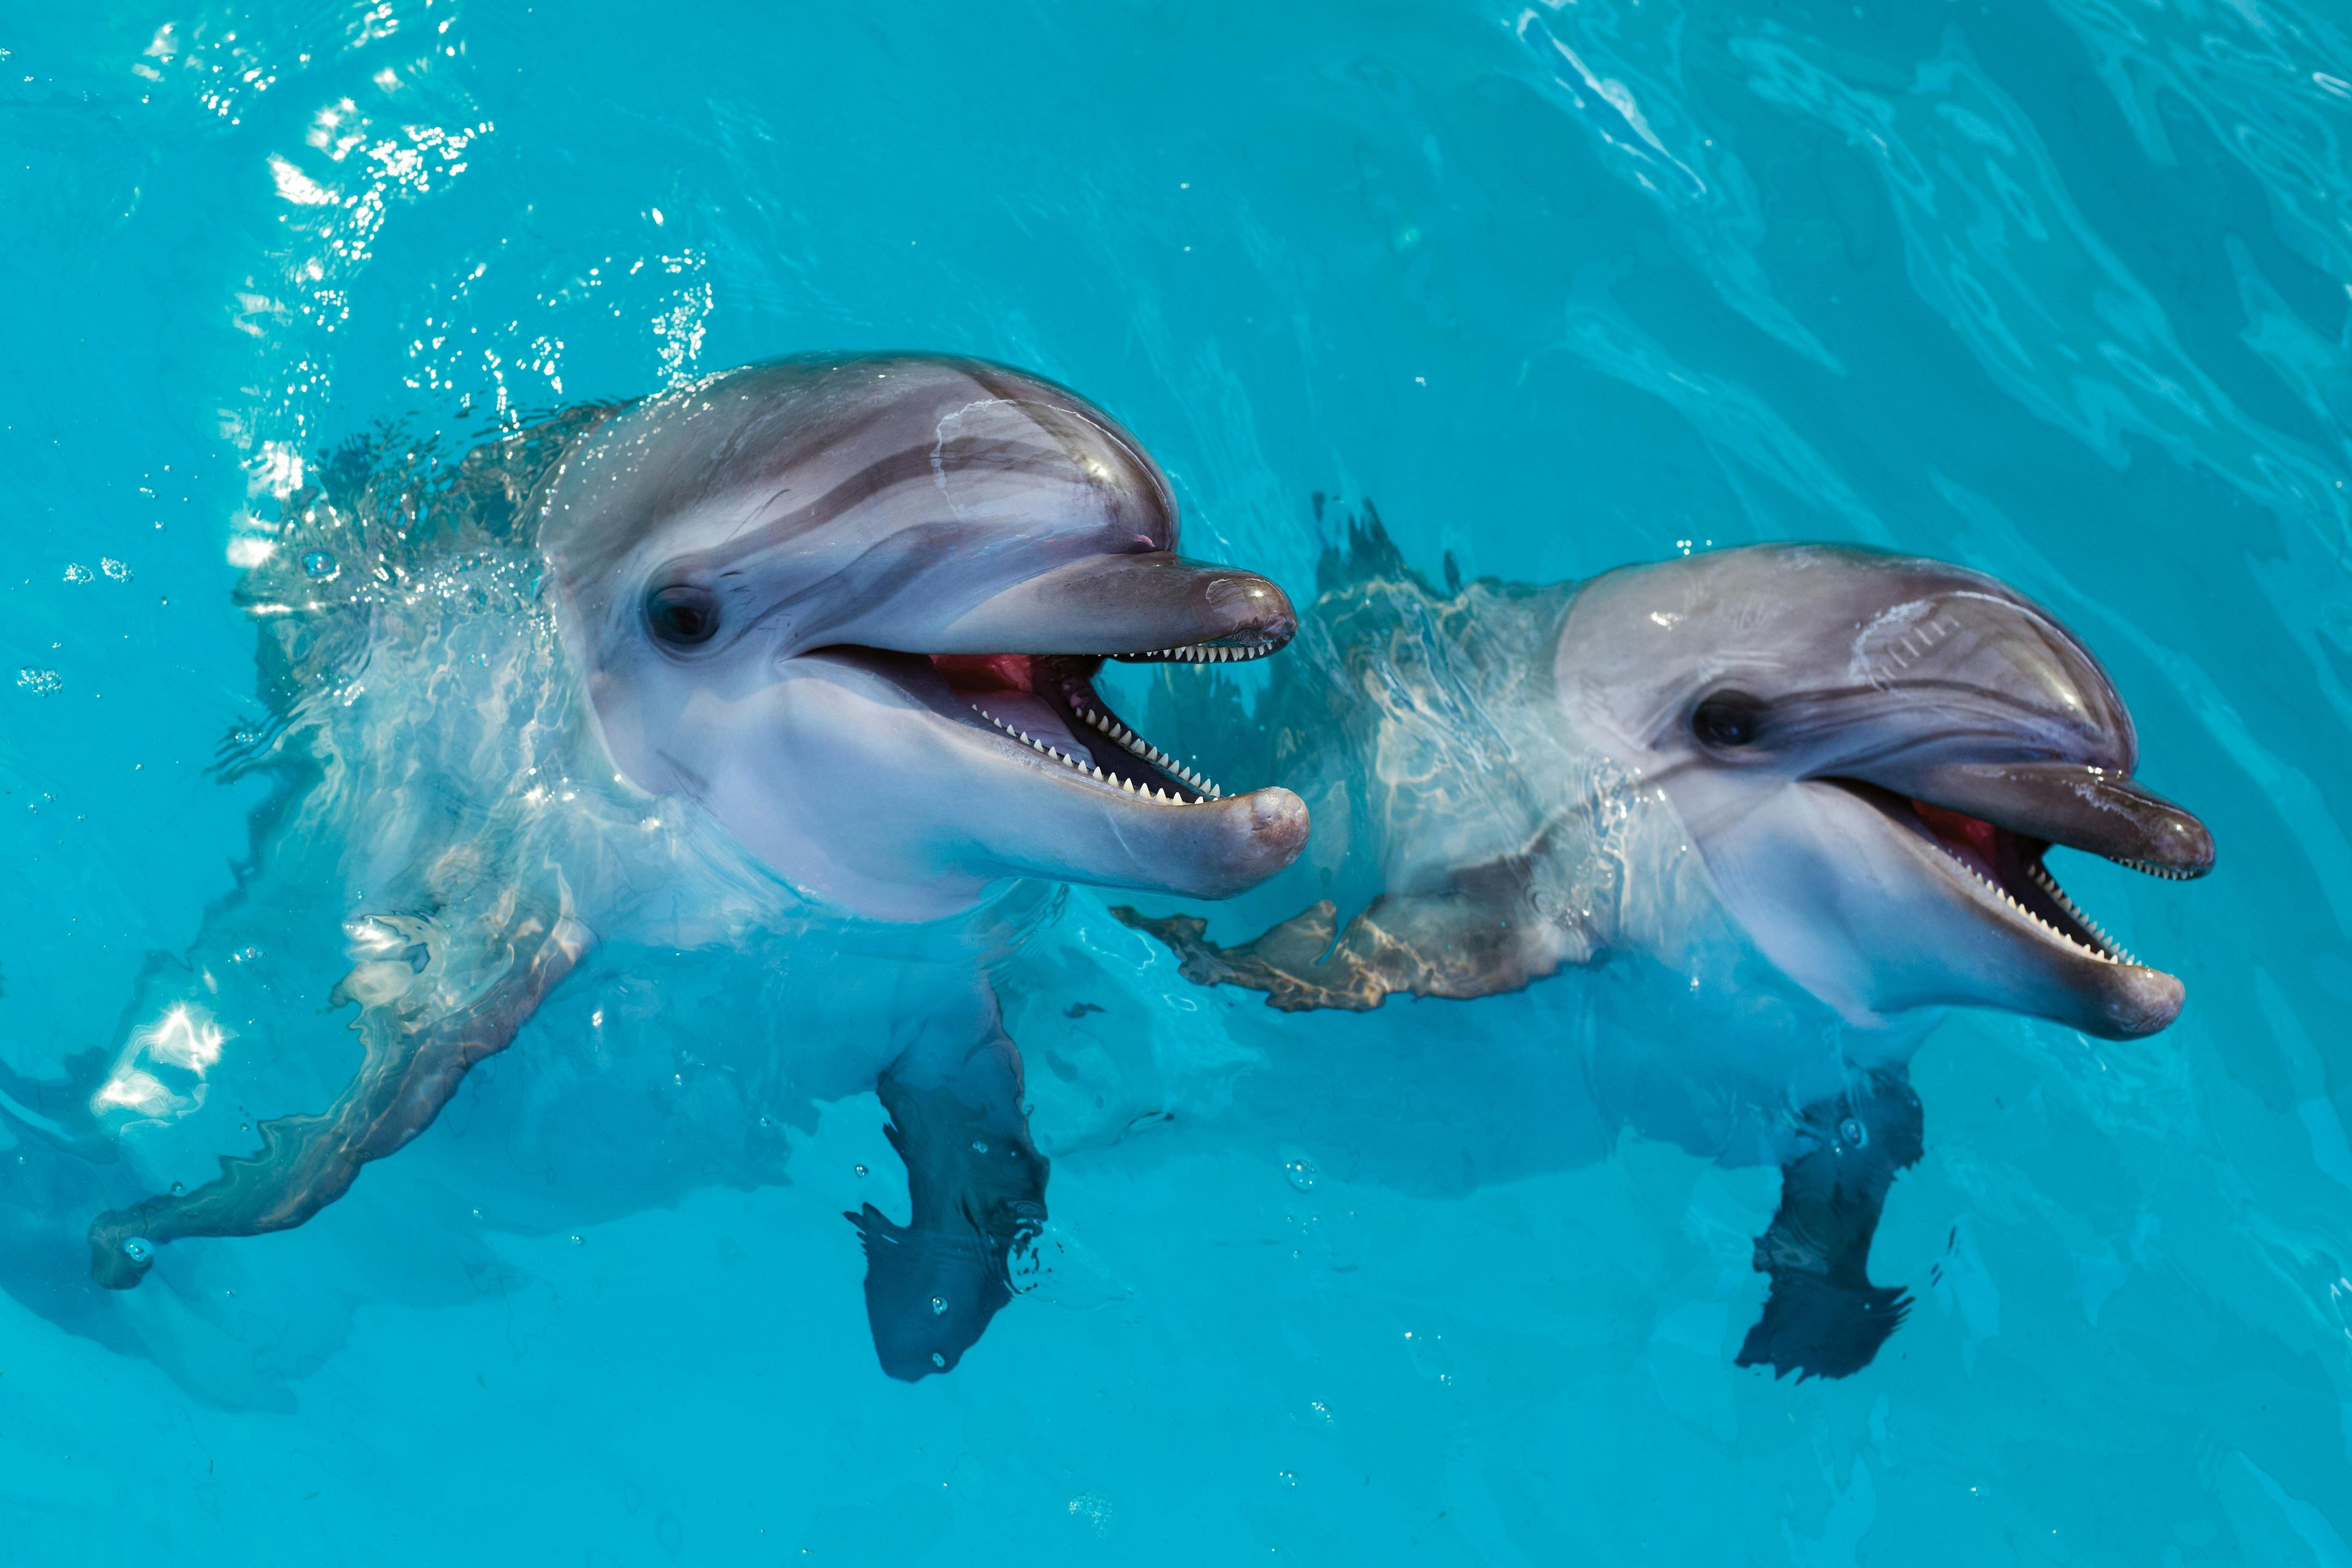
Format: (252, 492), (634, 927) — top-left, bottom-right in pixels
(6, 0), (2352, 1561)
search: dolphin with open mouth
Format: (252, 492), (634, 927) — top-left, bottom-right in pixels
(1117, 518), (2212, 1378)
(72, 355), (1306, 1379)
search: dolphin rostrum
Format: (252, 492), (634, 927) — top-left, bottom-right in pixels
(74, 355), (1307, 1380)
(1116, 515), (2211, 1378)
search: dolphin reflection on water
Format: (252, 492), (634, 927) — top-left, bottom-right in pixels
(58, 355), (1308, 1380)
(1118, 514), (2214, 1379)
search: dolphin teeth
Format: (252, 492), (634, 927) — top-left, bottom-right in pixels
(2110, 856), (2195, 880)
(979, 697), (1230, 805)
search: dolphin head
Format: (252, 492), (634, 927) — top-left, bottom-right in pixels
(541, 354), (1308, 921)
(1553, 545), (2212, 1039)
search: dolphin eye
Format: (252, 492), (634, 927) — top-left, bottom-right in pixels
(1692, 690), (1763, 748)
(646, 585), (719, 647)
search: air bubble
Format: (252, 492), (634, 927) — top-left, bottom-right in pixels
(930, 1351), (946, 1369)
(931, 1295), (948, 1316)
(972, 1140), (988, 1155)
(1839, 1117), (1868, 1149)
(302, 550), (339, 580)
(170, 1181), (186, 1196)
(569, 1234), (584, 1246)
(100, 557), (132, 582)
(854, 1164), (868, 1177)
(17, 668), (61, 695)
(62, 563), (92, 584)
(1284, 1156), (1317, 1193)
(121, 1237), (153, 1264)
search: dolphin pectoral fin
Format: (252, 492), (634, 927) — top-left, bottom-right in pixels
(88, 908), (590, 1289)
(852, 998), (1047, 1381)
(1112, 875), (1590, 1013)
(1735, 1068), (1924, 1381)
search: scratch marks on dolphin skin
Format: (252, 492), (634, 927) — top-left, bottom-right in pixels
(1849, 600), (1964, 690)
(1510, 0), (1842, 372)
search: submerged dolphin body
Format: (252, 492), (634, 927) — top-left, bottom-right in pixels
(1117, 517), (2212, 1378)
(64, 355), (1306, 1379)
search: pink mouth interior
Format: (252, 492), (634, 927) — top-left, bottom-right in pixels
(932, 653), (1041, 695)
(933, 653), (1087, 756)
(1911, 797), (2005, 881)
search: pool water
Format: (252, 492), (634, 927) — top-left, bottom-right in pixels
(6, 0), (2352, 1561)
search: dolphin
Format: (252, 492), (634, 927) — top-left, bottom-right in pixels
(1116, 514), (2212, 1378)
(64, 354), (1307, 1381)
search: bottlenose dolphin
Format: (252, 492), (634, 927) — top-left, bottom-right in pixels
(66, 355), (1306, 1380)
(1117, 516), (2212, 1378)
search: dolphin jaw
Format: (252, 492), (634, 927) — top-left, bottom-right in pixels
(927, 649), (1256, 808)
(1820, 777), (2187, 1001)
(966, 699), (1225, 805)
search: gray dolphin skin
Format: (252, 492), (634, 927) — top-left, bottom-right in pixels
(1117, 516), (2212, 1379)
(75, 354), (1306, 1381)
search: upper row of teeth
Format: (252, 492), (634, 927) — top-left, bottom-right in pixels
(1112, 642), (1278, 665)
(970, 704), (1223, 804)
(1934, 843), (2133, 967)
(2111, 857), (2199, 881)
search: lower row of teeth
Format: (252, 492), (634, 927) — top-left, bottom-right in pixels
(1112, 641), (1277, 665)
(1934, 845), (2133, 966)
(2026, 862), (2136, 967)
(970, 704), (1223, 804)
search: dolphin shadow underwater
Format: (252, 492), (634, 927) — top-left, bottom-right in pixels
(1116, 511), (2214, 1379)
(0, 355), (1311, 1384)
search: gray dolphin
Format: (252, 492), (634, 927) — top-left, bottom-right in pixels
(1117, 515), (2212, 1378)
(70, 354), (1306, 1380)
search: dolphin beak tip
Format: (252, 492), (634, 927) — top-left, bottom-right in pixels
(2089, 965), (2185, 1039)
(1248, 785), (1310, 859)
(1180, 786), (1308, 897)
